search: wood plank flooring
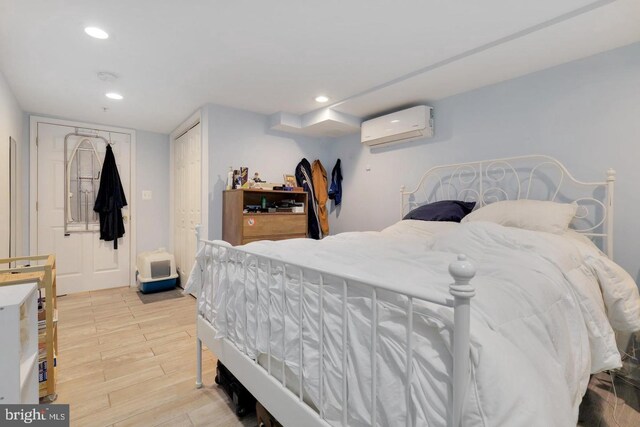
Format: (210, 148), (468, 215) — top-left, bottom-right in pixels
(55, 286), (639, 426)
(579, 372), (640, 427)
(55, 286), (255, 427)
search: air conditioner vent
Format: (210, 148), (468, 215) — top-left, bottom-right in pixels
(361, 105), (433, 147)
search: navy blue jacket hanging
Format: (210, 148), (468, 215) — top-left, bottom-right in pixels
(328, 158), (342, 206)
(295, 158), (321, 240)
(94, 144), (127, 249)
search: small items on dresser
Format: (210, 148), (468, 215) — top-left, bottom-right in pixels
(226, 167), (234, 190)
(240, 167), (249, 187)
(230, 167), (249, 189)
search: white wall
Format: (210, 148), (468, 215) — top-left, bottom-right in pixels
(329, 41), (640, 281)
(0, 71), (25, 258)
(135, 130), (171, 252)
(205, 104), (334, 239)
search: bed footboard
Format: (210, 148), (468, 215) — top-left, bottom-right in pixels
(194, 226), (475, 427)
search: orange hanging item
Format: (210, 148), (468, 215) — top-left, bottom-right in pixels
(311, 160), (329, 237)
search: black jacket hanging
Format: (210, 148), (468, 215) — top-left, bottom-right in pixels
(295, 158), (321, 240)
(94, 144), (127, 249)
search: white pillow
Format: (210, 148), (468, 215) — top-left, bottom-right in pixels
(563, 229), (599, 250)
(461, 200), (578, 234)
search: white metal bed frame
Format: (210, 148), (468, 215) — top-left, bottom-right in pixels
(401, 154), (616, 257)
(194, 154), (615, 427)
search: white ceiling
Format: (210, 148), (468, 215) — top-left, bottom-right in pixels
(0, 0), (638, 134)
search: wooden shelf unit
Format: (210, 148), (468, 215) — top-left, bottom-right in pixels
(0, 255), (57, 401)
(223, 189), (308, 245)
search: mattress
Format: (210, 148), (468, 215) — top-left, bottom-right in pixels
(187, 220), (640, 427)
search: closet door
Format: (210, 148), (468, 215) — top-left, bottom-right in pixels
(173, 123), (201, 287)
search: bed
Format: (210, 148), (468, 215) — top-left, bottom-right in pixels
(187, 155), (640, 427)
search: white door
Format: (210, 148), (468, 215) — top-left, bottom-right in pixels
(36, 122), (132, 295)
(173, 123), (201, 287)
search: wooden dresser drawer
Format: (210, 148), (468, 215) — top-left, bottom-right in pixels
(242, 214), (306, 238)
(242, 234), (306, 244)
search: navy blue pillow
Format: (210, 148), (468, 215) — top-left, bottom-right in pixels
(403, 200), (476, 222)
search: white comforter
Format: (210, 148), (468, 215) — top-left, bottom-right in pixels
(188, 221), (640, 427)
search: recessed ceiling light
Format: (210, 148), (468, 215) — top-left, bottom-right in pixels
(391, 119), (400, 123)
(315, 95), (329, 103)
(85, 27), (109, 39)
(105, 92), (123, 100)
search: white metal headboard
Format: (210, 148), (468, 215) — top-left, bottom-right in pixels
(400, 155), (616, 258)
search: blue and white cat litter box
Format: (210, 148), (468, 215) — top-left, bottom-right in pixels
(136, 249), (178, 293)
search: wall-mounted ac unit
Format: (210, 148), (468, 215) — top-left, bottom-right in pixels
(361, 105), (434, 147)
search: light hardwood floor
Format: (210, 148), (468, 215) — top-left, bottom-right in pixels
(55, 286), (255, 427)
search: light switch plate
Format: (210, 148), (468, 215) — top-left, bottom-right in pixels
(142, 190), (152, 200)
